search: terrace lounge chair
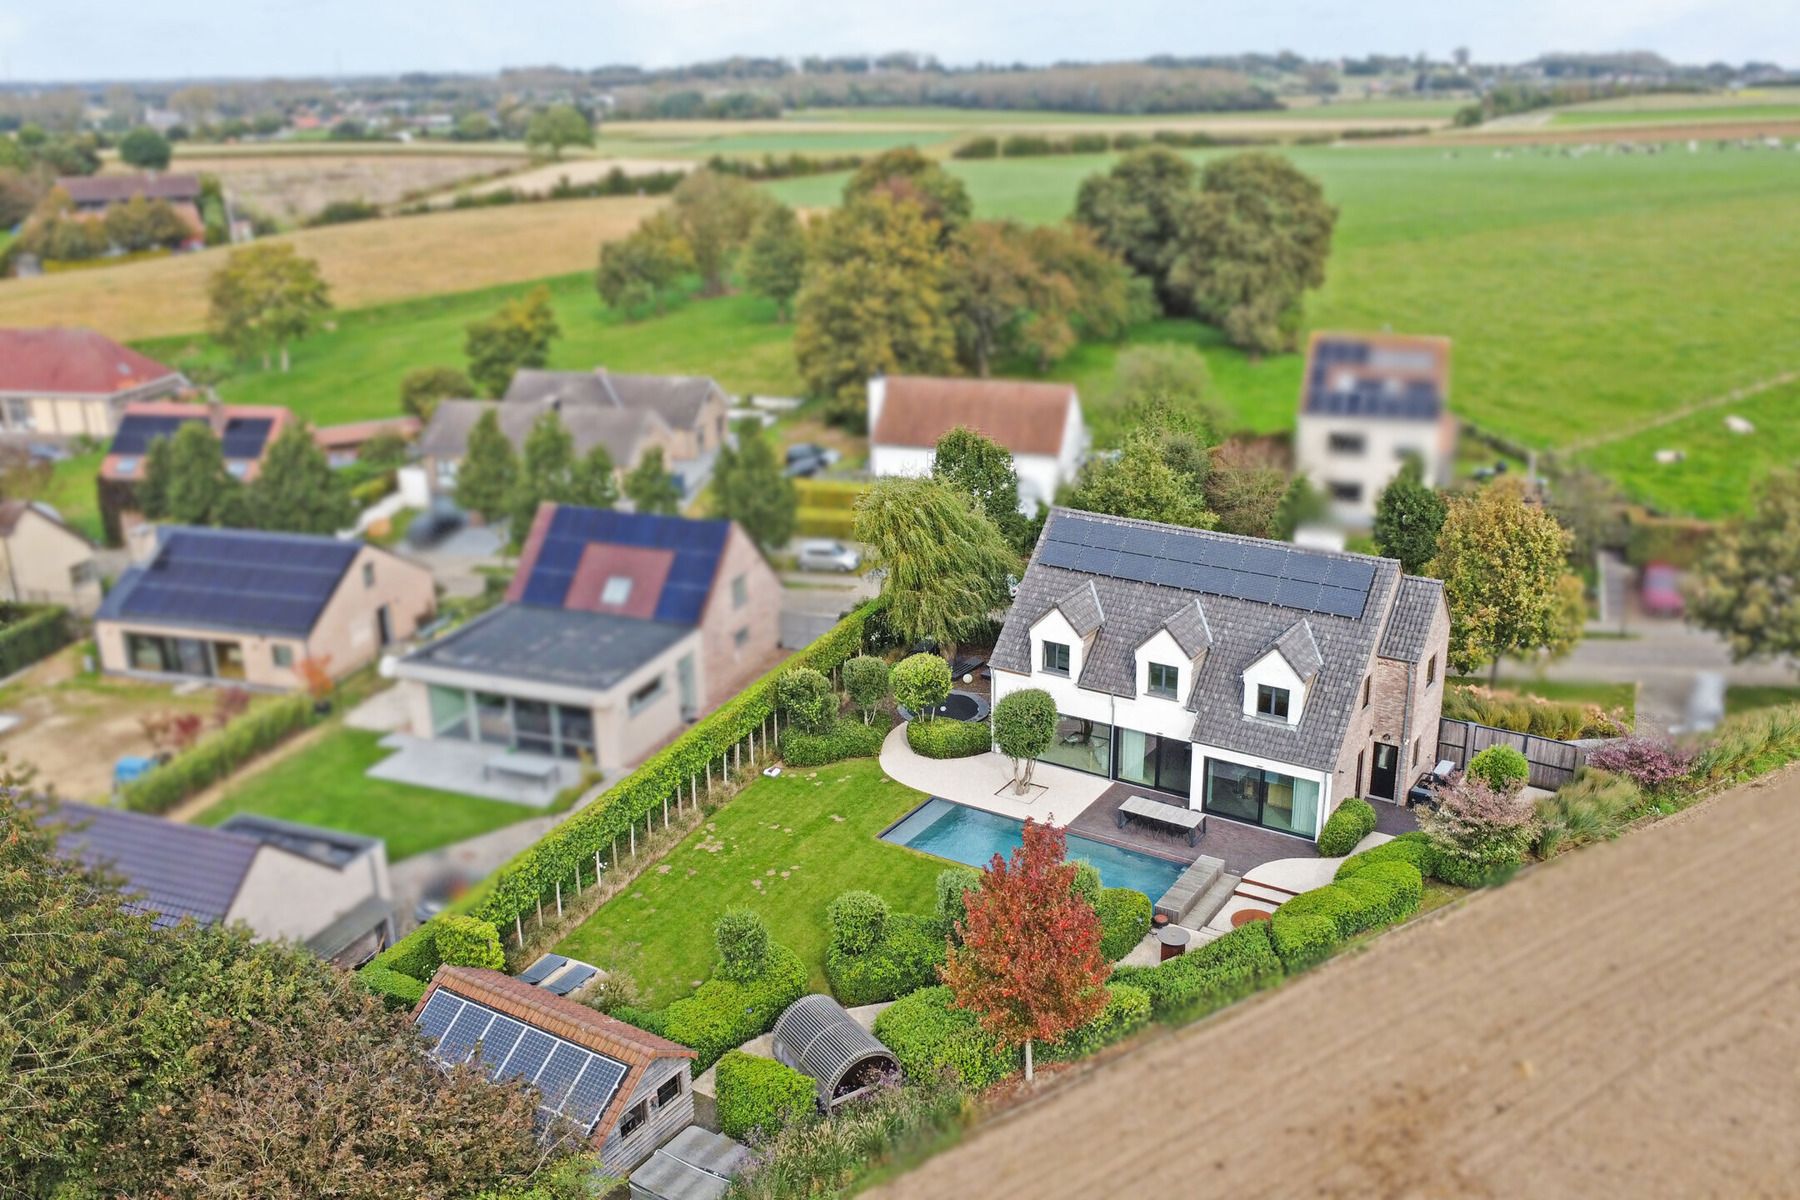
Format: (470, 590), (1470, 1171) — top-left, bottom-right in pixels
(516, 953), (569, 986)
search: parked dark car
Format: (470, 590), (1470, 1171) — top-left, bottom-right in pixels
(406, 497), (466, 548)
(1406, 760), (1460, 811)
(1641, 562), (1685, 618)
(784, 442), (839, 478)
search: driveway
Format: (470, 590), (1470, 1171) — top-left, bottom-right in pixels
(779, 570), (877, 649)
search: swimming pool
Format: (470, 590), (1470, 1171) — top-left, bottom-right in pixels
(880, 798), (1185, 899)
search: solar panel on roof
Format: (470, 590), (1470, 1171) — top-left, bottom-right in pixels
(220, 417), (272, 459)
(534, 1044), (589, 1108)
(416, 990), (460, 1040)
(474, 1016), (526, 1068)
(500, 1029), (555, 1082)
(561, 1058), (626, 1127)
(437, 1005), (495, 1063)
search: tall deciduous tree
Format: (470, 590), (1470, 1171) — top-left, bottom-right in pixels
(1686, 467), (1800, 670)
(565, 444), (620, 511)
(596, 212), (695, 317)
(742, 203), (806, 321)
(455, 408), (517, 523)
(1072, 147), (1198, 311)
(794, 193), (956, 426)
(932, 426), (1031, 550)
(465, 286), (560, 397)
(670, 168), (767, 296)
(711, 425), (796, 553)
(207, 243), (332, 371)
(853, 475), (1017, 651)
(941, 820), (1109, 1081)
(524, 104), (594, 159)
(1167, 152), (1337, 356)
(118, 126), (172, 169)
(507, 411), (576, 545)
(153, 420), (240, 525)
(1431, 477), (1581, 681)
(400, 365), (473, 421)
(1203, 439), (1292, 539)
(623, 447), (682, 515)
(1064, 428), (1216, 530)
(1108, 344), (1224, 441)
(1373, 456), (1449, 574)
(250, 423), (356, 534)
(843, 146), (972, 235)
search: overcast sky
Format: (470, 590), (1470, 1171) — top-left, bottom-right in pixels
(3, 0), (1796, 83)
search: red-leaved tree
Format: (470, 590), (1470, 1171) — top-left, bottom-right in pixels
(940, 819), (1109, 1081)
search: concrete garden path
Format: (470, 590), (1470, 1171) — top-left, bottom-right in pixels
(877, 723), (1112, 827)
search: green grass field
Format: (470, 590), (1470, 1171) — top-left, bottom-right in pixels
(1552, 103), (1800, 127)
(38, 449), (105, 543)
(1725, 685), (1800, 715)
(555, 757), (943, 1007)
(195, 726), (539, 861)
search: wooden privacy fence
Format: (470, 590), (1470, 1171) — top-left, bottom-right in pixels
(1437, 718), (1587, 791)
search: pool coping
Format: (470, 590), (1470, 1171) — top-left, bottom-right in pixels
(877, 795), (1197, 875)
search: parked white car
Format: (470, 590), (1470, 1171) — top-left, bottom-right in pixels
(796, 539), (862, 573)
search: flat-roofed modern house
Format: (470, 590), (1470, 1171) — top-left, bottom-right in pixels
(867, 374), (1087, 514)
(417, 368), (732, 501)
(51, 802), (395, 965)
(0, 499), (101, 612)
(413, 966), (698, 1174)
(0, 327), (189, 442)
(1292, 331), (1455, 527)
(98, 399), (295, 542)
(95, 526), (436, 688)
(392, 505), (780, 772)
(990, 509), (1450, 841)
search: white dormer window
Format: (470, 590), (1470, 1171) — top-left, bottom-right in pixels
(1256, 685), (1291, 720)
(1147, 662), (1179, 700)
(601, 576), (633, 606)
(1041, 641), (1070, 676)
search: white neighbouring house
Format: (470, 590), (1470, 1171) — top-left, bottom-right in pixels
(1292, 331), (1456, 528)
(990, 509), (1451, 842)
(866, 374), (1087, 514)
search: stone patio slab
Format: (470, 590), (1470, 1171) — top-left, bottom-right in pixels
(368, 732), (582, 807)
(877, 723), (1110, 828)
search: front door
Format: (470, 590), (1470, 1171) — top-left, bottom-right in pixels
(376, 604), (393, 647)
(1369, 742), (1399, 801)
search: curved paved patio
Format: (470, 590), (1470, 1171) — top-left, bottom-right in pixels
(877, 723), (1112, 827)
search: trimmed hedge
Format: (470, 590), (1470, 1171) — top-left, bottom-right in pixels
(0, 604), (70, 677)
(906, 719), (991, 759)
(122, 692), (316, 814)
(935, 867), (980, 932)
(781, 715), (888, 766)
(827, 890), (890, 956)
(716, 908), (772, 983)
(1268, 910), (1339, 972)
(1318, 797), (1378, 856)
(825, 912), (948, 1007)
(358, 963), (427, 1010)
(434, 914), (505, 969)
(1333, 831), (1437, 882)
(715, 1050), (816, 1141)
(1111, 922), (1283, 1023)
(873, 985), (1012, 1090)
(1040, 983), (1151, 1064)
(1270, 859), (1425, 971)
(661, 943), (808, 1071)
(1096, 888), (1152, 962)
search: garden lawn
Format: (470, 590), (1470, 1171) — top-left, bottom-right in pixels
(555, 756), (943, 1008)
(1724, 685), (1800, 716)
(194, 725), (536, 860)
(36, 449), (106, 543)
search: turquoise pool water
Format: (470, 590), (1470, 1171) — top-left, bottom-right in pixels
(880, 798), (1184, 899)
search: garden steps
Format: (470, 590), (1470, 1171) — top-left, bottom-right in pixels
(1154, 855), (1232, 925)
(1187, 870), (1243, 929)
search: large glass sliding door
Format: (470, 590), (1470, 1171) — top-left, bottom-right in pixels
(426, 685), (596, 760)
(1202, 758), (1321, 837)
(1115, 728), (1191, 797)
(1038, 715), (1113, 777)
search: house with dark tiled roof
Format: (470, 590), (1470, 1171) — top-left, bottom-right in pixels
(95, 525), (435, 688)
(0, 327), (189, 442)
(392, 504), (779, 771)
(50, 803), (395, 965)
(1293, 331), (1456, 527)
(97, 398), (296, 543)
(57, 172), (207, 246)
(412, 966), (698, 1174)
(990, 508), (1450, 841)
(867, 374), (1087, 513)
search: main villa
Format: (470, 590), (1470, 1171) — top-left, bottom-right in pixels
(991, 509), (1450, 841)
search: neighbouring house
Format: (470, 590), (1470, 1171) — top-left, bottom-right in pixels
(391, 504), (780, 770)
(0, 499), (101, 612)
(413, 965), (699, 1175)
(57, 171), (207, 245)
(312, 415), (421, 468)
(0, 327), (189, 443)
(51, 803), (395, 966)
(97, 399), (294, 542)
(416, 368), (732, 501)
(1292, 331), (1456, 527)
(95, 525), (436, 688)
(990, 508), (1451, 841)
(867, 374), (1088, 514)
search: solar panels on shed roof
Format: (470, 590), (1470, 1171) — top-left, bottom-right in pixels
(414, 989), (627, 1136)
(110, 412), (201, 456)
(220, 416), (274, 459)
(99, 527), (359, 636)
(519, 506), (729, 625)
(1040, 512), (1377, 619)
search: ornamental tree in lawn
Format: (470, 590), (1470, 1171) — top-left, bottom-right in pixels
(891, 652), (952, 722)
(941, 820), (1109, 1081)
(993, 688), (1057, 795)
(841, 655), (890, 724)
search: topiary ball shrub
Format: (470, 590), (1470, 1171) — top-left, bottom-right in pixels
(892, 653), (953, 719)
(1095, 887), (1152, 962)
(777, 668), (837, 735)
(431, 914), (505, 970)
(935, 867), (981, 932)
(716, 908), (772, 983)
(1467, 744), (1530, 793)
(662, 943), (808, 1071)
(1317, 797), (1378, 856)
(715, 1050), (817, 1141)
(1269, 909), (1339, 972)
(841, 655), (891, 724)
(827, 890), (890, 957)
(824, 912), (948, 1006)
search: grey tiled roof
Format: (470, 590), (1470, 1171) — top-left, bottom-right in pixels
(1270, 620), (1323, 681)
(52, 803), (258, 927)
(1377, 575), (1445, 663)
(1159, 599), (1213, 658)
(1053, 580), (1104, 637)
(402, 603), (693, 692)
(419, 398), (665, 471)
(993, 508), (1410, 772)
(503, 368), (725, 433)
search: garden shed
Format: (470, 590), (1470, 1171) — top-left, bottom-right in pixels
(770, 993), (898, 1110)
